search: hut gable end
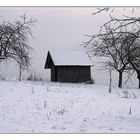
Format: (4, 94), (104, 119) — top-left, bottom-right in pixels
(44, 51), (54, 69)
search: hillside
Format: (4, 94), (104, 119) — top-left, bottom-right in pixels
(0, 81), (140, 133)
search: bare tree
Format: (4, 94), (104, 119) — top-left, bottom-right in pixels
(84, 8), (140, 88)
(84, 26), (135, 88)
(0, 14), (37, 81)
(100, 16), (140, 88)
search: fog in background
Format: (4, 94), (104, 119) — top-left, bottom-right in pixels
(0, 7), (139, 88)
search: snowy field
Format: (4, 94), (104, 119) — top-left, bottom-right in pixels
(0, 81), (140, 133)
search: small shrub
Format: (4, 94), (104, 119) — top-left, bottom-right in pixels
(122, 90), (129, 98)
(57, 106), (67, 115)
(27, 72), (43, 81)
(0, 76), (6, 81)
(121, 90), (137, 99)
(27, 73), (33, 81)
(53, 104), (67, 115)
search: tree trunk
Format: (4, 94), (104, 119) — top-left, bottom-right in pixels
(137, 74), (140, 89)
(109, 69), (112, 93)
(139, 79), (140, 89)
(118, 71), (123, 88)
(19, 64), (22, 81)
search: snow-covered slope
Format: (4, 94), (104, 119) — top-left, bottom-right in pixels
(0, 81), (140, 133)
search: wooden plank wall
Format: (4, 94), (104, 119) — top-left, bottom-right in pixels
(56, 66), (91, 82)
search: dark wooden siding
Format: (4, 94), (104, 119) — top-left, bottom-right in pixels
(55, 66), (91, 83)
(51, 65), (58, 81)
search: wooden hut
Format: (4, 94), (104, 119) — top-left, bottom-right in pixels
(44, 51), (92, 83)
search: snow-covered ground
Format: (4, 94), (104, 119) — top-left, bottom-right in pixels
(0, 80), (140, 133)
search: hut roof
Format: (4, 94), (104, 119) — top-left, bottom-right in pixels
(44, 51), (92, 68)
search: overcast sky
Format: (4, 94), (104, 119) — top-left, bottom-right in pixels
(0, 7), (139, 87)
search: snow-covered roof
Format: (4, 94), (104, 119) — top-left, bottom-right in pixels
(45, 51), (92, 68)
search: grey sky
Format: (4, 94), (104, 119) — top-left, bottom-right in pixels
(0, 7), (139, 87)
(0, 7), (103, 77)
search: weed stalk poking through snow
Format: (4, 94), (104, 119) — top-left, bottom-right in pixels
(46, 112), (51, 120)
(44, 101), (47, 108)
(129, 106), (132, 115)
(31, 87), (34, 94)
